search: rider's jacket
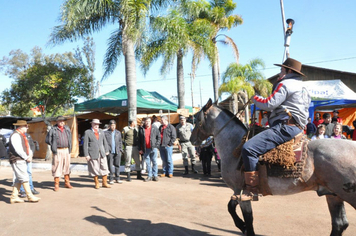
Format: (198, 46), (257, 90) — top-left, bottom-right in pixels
(252, 73), (311, 129)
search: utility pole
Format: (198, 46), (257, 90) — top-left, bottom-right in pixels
(280, 0), (295, 62)
(199, 80), (202, 107)
(188, 73), (194, 108)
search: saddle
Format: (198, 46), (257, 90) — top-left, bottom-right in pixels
(259, 132), (306, 169)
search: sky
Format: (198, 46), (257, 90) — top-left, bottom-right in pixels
(1, 0), (356, 109)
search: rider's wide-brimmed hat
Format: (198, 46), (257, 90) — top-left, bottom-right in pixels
(274, 58), (305, 76)
(13, 120), (29, 127)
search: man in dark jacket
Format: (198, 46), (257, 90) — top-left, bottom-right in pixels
(138, 117), (161, 182)
(104, 120), (123, 184)
(159, 115), (176, 178)
(45, 116), (73, 191)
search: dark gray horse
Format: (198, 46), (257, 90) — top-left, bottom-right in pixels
(190, 99), (356, 236)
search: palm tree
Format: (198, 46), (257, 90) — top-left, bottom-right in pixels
(219, 58), (272, 123)
(192, 0), (243, 102)
(141, 7), (215, 109)
(49, 0), (172, 120)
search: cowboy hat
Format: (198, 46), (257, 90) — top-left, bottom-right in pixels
(274, 58), (305, 76)
(91, 119), (101, 124)
(13, 120), (29, 126)
(56, 116), (67, 121)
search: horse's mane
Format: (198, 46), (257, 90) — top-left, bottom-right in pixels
(214, 104), (248, 132)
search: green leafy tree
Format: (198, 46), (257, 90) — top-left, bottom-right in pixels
(0, 104), (9, 116)
(1, 46), (95, 118)
(190, 0), (243, 102)
(141, 6), (215, 109)
(49, 0), (173, 121)
(219, 58), (272, 123)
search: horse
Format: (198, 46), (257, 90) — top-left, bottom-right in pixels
(190, 99), (356, 236)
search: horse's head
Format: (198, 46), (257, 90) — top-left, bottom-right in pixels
(190, 99), (216, 146)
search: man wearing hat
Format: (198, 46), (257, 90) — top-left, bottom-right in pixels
(104, 120), (123, 184)
(176, 115), (198, 175)
(122, 118), (144, 181)
(83, 119), (110, 189)
(46, 116), (73, 191)
(9, 120), (40, 203)
(240, 58), (311, 201)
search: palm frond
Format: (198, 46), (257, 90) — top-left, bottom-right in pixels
(101, 29), (123, 81)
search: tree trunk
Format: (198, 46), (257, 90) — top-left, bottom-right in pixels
(232, 93), (238, 114)
(212, 48), (220, 102)
(244, 91), (250, 125)
(123, 37), (137, 121)
(177, 49), (185, 109)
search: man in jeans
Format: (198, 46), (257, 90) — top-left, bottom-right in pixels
(138, 117), (161, 182)
(159, 115), (176, 178)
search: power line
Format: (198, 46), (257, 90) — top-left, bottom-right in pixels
(100, 56), (356, 86)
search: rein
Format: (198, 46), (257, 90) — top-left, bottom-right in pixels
(213, 97), (253, 138)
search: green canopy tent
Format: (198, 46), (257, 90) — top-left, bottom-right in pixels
(74, 85), (192, 114)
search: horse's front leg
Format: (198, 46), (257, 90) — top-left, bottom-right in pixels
(239, 200), (255, 236)
(228, 197), (246, 234)
(326, 195), (349, 236)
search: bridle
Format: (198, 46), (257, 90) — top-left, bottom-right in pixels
(197, 97), (254, 138)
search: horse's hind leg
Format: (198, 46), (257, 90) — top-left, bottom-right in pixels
(228, 198), (246, 234)
(326, 195), (349, 236)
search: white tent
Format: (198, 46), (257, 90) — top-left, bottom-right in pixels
(303, 79), (356, 100)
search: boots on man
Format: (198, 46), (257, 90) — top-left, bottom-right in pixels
(183, 166), (189, 175)
(94, 176), (100, 189)
(10, 183), (24, 204)
(137, 171), (144, 180)
(102, 175), (111, 188)
(54, 177), (60, 191)
(192, 164), (198, 174)
(239, 171), (260, 201)
(23, 182), (40, 202)
(64, 174), (73, 189)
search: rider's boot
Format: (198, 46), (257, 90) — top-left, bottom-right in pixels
(239, 171), (259, 201)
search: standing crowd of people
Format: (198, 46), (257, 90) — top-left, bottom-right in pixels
(6, 113), (222, 204)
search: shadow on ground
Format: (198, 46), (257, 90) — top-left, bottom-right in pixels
(85, 206), (242, 236)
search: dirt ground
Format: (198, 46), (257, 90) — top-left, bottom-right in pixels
(0, 160), (355, 236)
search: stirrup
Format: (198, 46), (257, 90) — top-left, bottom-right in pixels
(238, 190), (260, 202)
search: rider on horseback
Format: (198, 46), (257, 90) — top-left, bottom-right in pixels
(240, 58), (311, 201)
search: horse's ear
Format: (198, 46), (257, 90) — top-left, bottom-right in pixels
(203, 98), (213, 112)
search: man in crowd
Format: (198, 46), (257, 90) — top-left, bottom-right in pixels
(122, 119), (144, 181)
(138, 117), (161, 182)
(159, 115), (176, 178)
(306, 117), (317, 138)
(322, 113), (335, 137)
(18, 132), (40, 198)
(332, 110), (343, 124)
(46, 116), (73, 191)
(104, 120), (123, 184)
(83, 119), (110, 189)
(9, 120), (40, 203)
(152, 115), (161, 129)
(176, 116), (198, 175)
